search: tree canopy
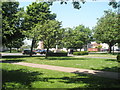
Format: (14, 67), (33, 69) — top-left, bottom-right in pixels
(2, 1), (25, 52)
(23, 2), (57, 56)
(34, 20), (63, 58)
(62, 25), (92, 51)
(93, 10), (120, 53)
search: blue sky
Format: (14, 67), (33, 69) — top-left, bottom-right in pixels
(18, 1), (118, 45)
(18, 1), (117, 29)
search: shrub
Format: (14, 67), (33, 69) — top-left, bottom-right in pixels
(59, 51), (67, 53)
(117, 55), (120, 63)
(46, 52), (67, 56)
(73, 51), (88, 55)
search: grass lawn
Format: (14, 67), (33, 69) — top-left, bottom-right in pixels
(2, 56), (119, 72)
(85, 53), (117, 58)
(1, 50), (22, 53)
(85, 54), (117, 58)
(1, 63), (120, 89)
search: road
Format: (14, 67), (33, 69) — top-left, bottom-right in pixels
(1, 53), (45, 56)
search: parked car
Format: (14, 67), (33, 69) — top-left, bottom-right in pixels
(22, 50), (37, 55)
(36, 49), (53, 54)
(36, 49), (46, 54)
(116, 49), (120, 51)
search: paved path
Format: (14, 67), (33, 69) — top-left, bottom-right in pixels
(11, 62), (119, 80)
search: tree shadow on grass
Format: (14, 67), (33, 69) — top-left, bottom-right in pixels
(91, 66), (120, 73)
(2, 69), (43, 89)
(105, 59), (117, 62)
(67, 73), (120, 89)
(2, 68), (120, 89)
(46, 57), (87, 60)
(30, 73), (120, 88)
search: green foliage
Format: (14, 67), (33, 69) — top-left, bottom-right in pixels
(58, 51), (67, 53)
(23, 2), (56, 39)
(73, 51), (88, 55)
(35, 20), (63, 51)
(117, 55), (120, 63)
(2, 1), (25, 47)
(22, 2), (57, 56)
(95, 45), (102, 49)
(62, 25), (92, 50)
(93, 10), (120, 53)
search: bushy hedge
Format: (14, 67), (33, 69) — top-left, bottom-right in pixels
(73, 51), (88, 55)
(46, 52), (68, 56)
(117, 55), (120, 63)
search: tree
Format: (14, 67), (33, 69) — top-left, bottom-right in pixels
(23, 2), (56, 56)
(62, 28), (74, 50)
(93, 10), (120, 53)
(2, 1), (25, 52)
(62, 25), (92, 51)
(34, 20), (62, 58)
(12, 38), (24, 51)
(6, 38), (24, 53)
(73, 25), (92, 51)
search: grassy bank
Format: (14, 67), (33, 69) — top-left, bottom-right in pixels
(1, 63), (120, 89)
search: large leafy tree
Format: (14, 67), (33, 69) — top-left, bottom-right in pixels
(93, 10), (120, 53)
(73, 25), (92, 51)
(23, 2), (56, 56)
(62, 28), (74, 50)
(63, 25), (92, 51)
(6, 38), (24, 52)
(34, 20), (63, 58)
(2, 1), (25, 52)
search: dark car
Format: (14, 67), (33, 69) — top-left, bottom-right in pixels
(36, 49), (53, 54)
(116, 49), (120, 51)
(36, 49), (46, 54)
(22, 50), (37, 55)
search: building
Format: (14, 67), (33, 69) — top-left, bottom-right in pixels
(37, 41), (44, 49)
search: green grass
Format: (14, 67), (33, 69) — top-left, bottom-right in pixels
(1, 63), (120, 89)
(86, 53), (118, 58)
(2, 56), (119, 72)
(1, 50), (22, 53)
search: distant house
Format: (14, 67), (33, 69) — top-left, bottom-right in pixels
(88, 42), (101, 48)
(87, 42), (101, 51)
(37, 41), (44, 49)
(88, 42), (119, 52)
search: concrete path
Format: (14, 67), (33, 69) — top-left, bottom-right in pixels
(11, 62), (119, 80)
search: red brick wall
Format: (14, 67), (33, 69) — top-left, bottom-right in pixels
(88, 48), (98, 51)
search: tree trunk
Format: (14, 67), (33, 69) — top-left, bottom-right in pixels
(113, 46), (114, 54)
(45, 40), (50, 59)
(30, 38), (36, 56)
(17, 48), (19, 52)
(45, 47), (49, 59)
(108, 43), (112, 53)
(9, 47), (12, 53)
(80, 48), (81, 51)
